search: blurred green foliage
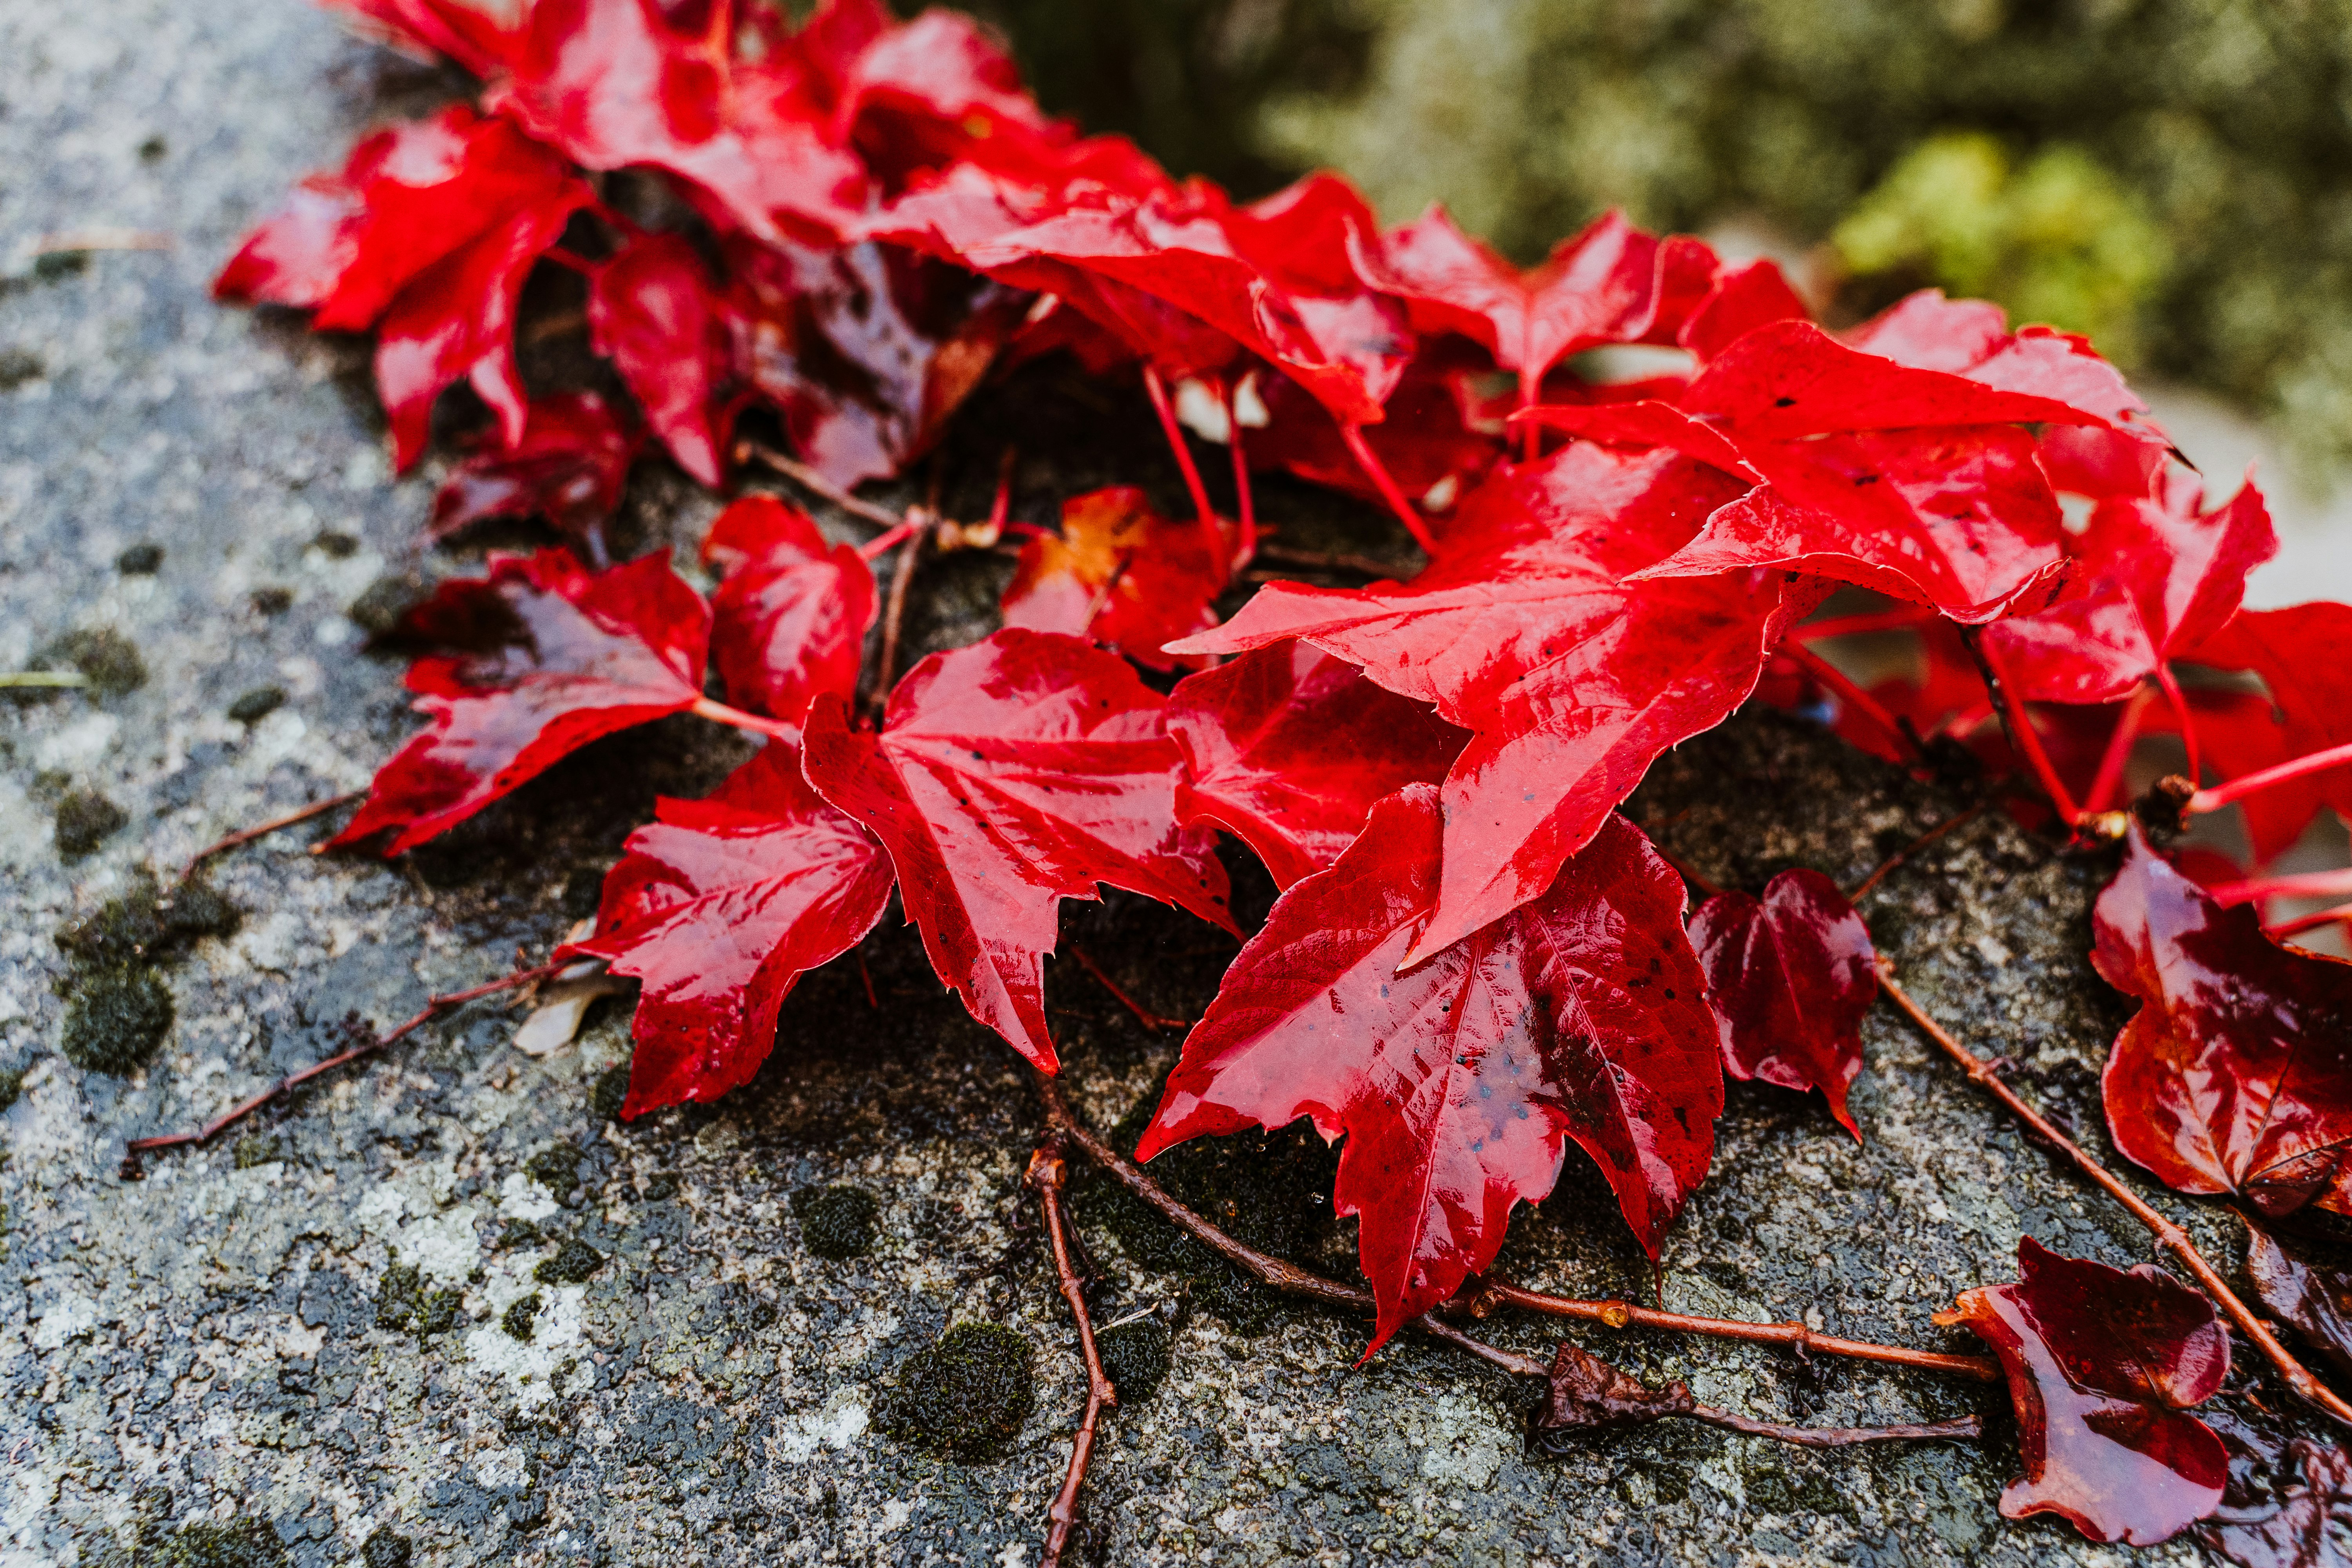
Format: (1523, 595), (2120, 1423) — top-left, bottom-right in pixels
(982, 0), (2352, 469)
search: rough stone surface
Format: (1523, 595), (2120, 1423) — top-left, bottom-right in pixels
(0, 4), (2337, 1566)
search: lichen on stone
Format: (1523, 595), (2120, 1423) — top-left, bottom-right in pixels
(503, 1292), (542, 1341)
(376, 1263), (461, 1337)
(35, 626), (145, 694)
(359, 1530), (412, 1568)
(59, 966), (173, 1074)
(877, 1322), (1036, 1461)
(535, 1238), (604, 1284)
(524, 1142), (583, 1195)
(88, 1514), (288, 1568)
(54, 871), (241, 969)
(791, 1185), (879, 1259)
(53, 787), (127, 860)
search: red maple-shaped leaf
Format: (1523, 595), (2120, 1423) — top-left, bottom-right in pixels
(331, 549), (709, 855)
(1351, 207), (1714, 399)
(700, 495), (875, 738)
(1138, 788), (1721, 1352)
(1687, 869), (1877, 1137)
(723, 234), (1026, 489)
(590, 232), (735, 488)
(1674, 257), (1810, 363)
(1936, 1236), (2229, 1546)
(428, 391), (641, 558)
(998, 486), (1226, 671)
(2184, 604), (2352, 853)
(800, 630), (1236, 1072)
(1165, 641), (1466, 889)
(1532, 318), (2122, 621)
(2094, 827), (2352, 1219)
(1172, 444), (1817, 960)
(563, 744), (894, 1118)
(1985, 465), (2276, 704)
(1846, 289), (2160, 435)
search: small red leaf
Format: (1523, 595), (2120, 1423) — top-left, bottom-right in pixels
(1674, 257), (1809, 363)
(590, 232), (734, 487)
(331, 549), (708, 855)
(800, 630), (1236, 1072)
(565, 744), (893, 1117)
(1688, 869), (1877, 1138)
(1165, 641), (1465, 889)
(2094, 827), (2352, 1220)
(1936, 1236), (2228, 1546)
(998, 486), (1225, 671)
(2245, 1226), (2352, 1383)
(1138, 788), (1720, 1352)
(701, 495), (876, 738)
(428, 391), (641, 555)
(2184, 604), (2352, 853)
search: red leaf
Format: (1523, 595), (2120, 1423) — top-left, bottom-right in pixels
(1936, 1236), (2228, 1546)
(428, 391), (641, 555)
(1352, 207), (1711, 392)
(590, 232), (734, 487)
(1172, 445), (1817, 960)
(2094, 827), (2352, 1219)
(1985, 467), (2276, 704)
(331, 549), (709, 855)
(1847, 289), (2160, 436)
(1247, 346), (1502, 514)
(324, 0), (520, 78)
(564, 743), (893, 1117)
(2245, 1226), (2352, 1383)
(1536, 318), (2128, 621)
(2200, 1436), (2352, 1568)
(2184, 604), (2352, 850)
(723, 234), (1025, 488)
(1165, 641), (1466, 889)
(1674, 257), (1809, 363)
(700, 495), (875, 738)
(800, 630), (1236, 1072)
(998, 486), (1226, 671)
(1688, 869), (1877, 1137)
(1138, 788), (1720, 1352)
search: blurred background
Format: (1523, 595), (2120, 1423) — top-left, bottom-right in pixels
(969, 0), (2352, 605)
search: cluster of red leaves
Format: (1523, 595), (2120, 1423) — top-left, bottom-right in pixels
(222, 1), (2352, 1546)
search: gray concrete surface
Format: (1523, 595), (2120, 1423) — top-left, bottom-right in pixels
(0, 4), (2328, 1565)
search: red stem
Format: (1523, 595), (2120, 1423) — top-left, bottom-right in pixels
(2270, 904), (2352, 940)
(1962, 630), (2082, 825)
(1225, 380), (1257, 571)
(1070, 947), (1189, 1033)
(2154, 662), (2201, 782)
(1338, 422), (1438, 554)
(181, 789), (364, 879)
(1781, 642), (1922, 762)
(1141, 364), (1225, 580)
(2190, 740), (2352, 815)
(1517, 374), (1537, 463)
(2086, 686), (2156, 816)
(2206, 867), (2352, 907)
(688, 694), (797, 742)
(858, 517), (922, 560)
(1029, 1137), (1115, 1568)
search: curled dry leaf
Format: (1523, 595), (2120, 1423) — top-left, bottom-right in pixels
(700, 494), (876, 737)
(802, 630), (1236, 1073)
(1937, 1236), (2228, 1546)
(1688, 868), (1877, 1138)
(330, 549), (710, 855)
(1164, 640), (1465, 890)
(2245, 1227), (2352, 1384)
(1139, 788), (1720, 1351)
(2094, 827), (2352, 1220)
(998, 486), (1227, 672)
(1532, 1341), (1696, 1441)
(563, 745), (894, 1116)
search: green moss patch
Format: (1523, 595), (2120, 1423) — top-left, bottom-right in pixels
(1096, 1317), (1172, 1404)
(89, 1515), (288, 1568)
(227, 686), (285, 724)
(524, 1142), (583, 1194)
(53, 789), (126, 860)
(36, 627), (146, 695)
(502, 1292), (543, 1341)
(535, 1238), (604, 1284)
(60, 967), (172, 1074)
(375, 1263), (461, 1337)
(877, 1323), (1035, 1461)
(55, 871), (241, 969)
(792, 1185), (880, 1259)
(590, 1063), (631, 1120)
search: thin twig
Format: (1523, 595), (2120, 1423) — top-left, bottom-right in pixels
(1466, 1281), (2000, 1383)
(1069, 948), (1189, 1033)
(1848, 804), (1987, 902)
(736, 440), (907, 531)
(0, 670), (91, 688)
(1030, 1136), (1116, 1568)
(181, 789), (364, 879)
(1691, 1408), (1982, 1448)
(1031, 1076), (1996, 1385)
(1140, 364), (1225, 578)
(1224, 380), (1257, 572)
(1337, 422), (1438, 554)
(1958, 628), (2082, 825)
(1876, 969), (2352, 1428)
(873, 516), (925, 714)
(33, 228), (172, 255)
(122, 961), (566, 1171)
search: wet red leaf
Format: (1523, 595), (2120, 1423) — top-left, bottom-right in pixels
(2245, 1227), (2352, 1383)
(428, 390), (641, 557)
(1688, 869), (1877, 1138)
(800, 630), (1236, 1072)
(1673, 257), (1810, 363)
(998, 486), (1226, 671)
(331, 548), (709, 855)
(1936, 1236), (2229, 1546)
(1138, 788), (1720, 1351)
(1985, 465), (2275, 705)
(1846, 289), (2161, 436)
(564, 743), (893, 1116)
(1533, 1342), (1698, 1436)
(2200, 1436), (2352, 1568)
(590, 231), (734, 487)
(700, 495), (875, 737)
(2093, 827), (2352, 1219)
(1164, 641), (1466, 889)
(1172, 444), (1817, 960)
